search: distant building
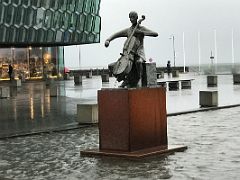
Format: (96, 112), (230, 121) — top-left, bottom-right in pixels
(0, 0), (101, 80)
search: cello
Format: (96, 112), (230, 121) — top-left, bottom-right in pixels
(112, 15), (145, 81)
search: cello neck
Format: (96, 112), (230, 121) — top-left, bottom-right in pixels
(124, 15), (145, 51)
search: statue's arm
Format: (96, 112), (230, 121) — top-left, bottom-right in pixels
(105, 28), (128, 47)
(136, 26), (158, 37)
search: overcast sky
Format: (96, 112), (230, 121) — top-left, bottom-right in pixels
(65, 0), (240, 69)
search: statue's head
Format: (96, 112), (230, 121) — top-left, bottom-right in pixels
(129, 11), (138, 25)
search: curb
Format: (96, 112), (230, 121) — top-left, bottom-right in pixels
(1, 104), (240, 139)
(167, 104), (240, 116)
(0, 123), (96, 140)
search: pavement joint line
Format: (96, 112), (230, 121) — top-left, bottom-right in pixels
(167, 103), (240, 116)
(1, 103), (240, 140)
(0, 124), (97, 140)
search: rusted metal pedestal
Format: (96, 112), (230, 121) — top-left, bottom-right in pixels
(81, 87), (187, 159)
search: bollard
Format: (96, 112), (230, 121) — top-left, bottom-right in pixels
(77, 104), (98, 124)
(169, 81), (179, 90)
(74, 75), (82, 85)
(233, 74), (240, 84)
(199, 90), (218, 107)
(11, 79), (21, 87)
(101, 74), (109, 82)
(64, 73), (70, 80)
(207, 75), (217, 87)
(181, 80), (191, 89)
(172, 70), (179, 77)
(86, 71), (92, 78)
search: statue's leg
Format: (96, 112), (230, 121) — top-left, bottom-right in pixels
(135, 59), (143, 87)
(125, 61), (139, 88)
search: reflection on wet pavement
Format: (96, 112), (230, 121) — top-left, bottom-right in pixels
(0, 82), (78, 138)
(0, 76), (118, 138)
(0, 106), (240, 179)
(1, 74), (240, 138)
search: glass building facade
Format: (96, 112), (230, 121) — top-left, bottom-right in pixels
(0, 0), (101, 80)
(0, 47), (64, 80)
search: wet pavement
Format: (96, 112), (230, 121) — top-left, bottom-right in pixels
(1, 73), (240, 138)
(1, 73), (240, 179)
(0, 106), (240, 179)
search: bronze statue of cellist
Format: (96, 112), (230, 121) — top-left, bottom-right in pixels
(105, 11), (158, 88)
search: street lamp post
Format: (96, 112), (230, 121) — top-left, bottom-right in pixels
(169, 35), (176, 68)
(210, 51), (215, 75)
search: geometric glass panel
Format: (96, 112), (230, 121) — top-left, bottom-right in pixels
(12, 0), (21, 6)
(22, 0), (30, 7)
(5, 5), (15, 25)
(24, 7), (35, 26)
(14, 6), (24, 26)
(44, 10), (53, 29)
(37, 28), (45, 42)
(0, 0), (101, 47)
(52, 11), (61, 29)
(77, 14), (86, 31)
(76, 0), (84, 13)
(94, 16), (101, 33)
(85, 14), (93, 32)
(84, 0), (91, 13)
(0, 6), (5, 24)
(67, 0), (76, 12)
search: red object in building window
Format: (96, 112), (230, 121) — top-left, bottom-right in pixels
(64, 67), (70, 74)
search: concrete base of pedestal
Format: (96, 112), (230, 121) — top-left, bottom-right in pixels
(81, 145), (187, 159)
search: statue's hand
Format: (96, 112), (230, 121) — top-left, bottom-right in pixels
(105, 40), (110, 47)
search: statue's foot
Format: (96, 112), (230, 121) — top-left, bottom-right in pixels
(119, 80), (128, 88)
(136, 78), (142, 88)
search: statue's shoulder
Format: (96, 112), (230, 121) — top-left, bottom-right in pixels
(138, 25), (146, 30)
